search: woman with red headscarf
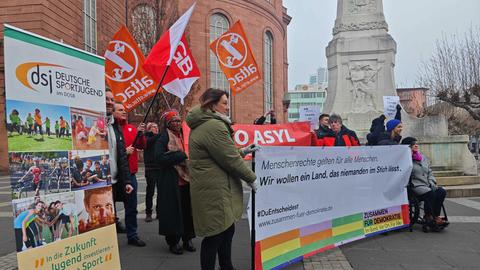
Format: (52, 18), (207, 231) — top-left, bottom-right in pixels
(154, 109), (195, 254)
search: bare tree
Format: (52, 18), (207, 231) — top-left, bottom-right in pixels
(420, 27), (480, 121)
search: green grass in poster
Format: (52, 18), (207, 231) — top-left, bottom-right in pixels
(8, 133), (72, 151)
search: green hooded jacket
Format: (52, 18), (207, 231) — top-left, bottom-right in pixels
(186, 106), (256, 237)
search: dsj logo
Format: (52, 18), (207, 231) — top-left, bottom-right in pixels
(15, 62), (64, 93)
(15, 62), (102, 98)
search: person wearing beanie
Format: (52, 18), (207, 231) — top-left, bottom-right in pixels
(367, 104), (403, 145)
(154, 109), (196, 255)
(402, 137), (449, 230)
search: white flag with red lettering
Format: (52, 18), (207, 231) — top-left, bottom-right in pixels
(143, 3), (199, 104)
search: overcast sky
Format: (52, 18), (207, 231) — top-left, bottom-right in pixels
(283, 0), (480, 90)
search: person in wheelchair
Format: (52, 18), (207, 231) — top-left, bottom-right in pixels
(402, 137), (449, 229)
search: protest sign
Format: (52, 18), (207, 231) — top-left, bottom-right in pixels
(210, 20), (261, 94)
(249, 146), (412, 270)
(383, 96), (400, 118)
(298, 106), (321, 130)
(4, 24), (120, 269)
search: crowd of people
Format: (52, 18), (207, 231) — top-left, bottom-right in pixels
(102, 88), (448, 270)
(8, 109), (71, 139)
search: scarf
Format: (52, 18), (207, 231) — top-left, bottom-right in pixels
(412, 151), (423, 162)
(167, 129), (189, 185)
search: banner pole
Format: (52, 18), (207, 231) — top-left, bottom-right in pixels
(251, 151), (256, 270)
(131, 65), (170, 147)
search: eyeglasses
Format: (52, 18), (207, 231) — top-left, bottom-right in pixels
(169, 120), (181, 123)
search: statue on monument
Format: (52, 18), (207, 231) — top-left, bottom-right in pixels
(348, 0), (376, 14)
(348, 63), (381, 113)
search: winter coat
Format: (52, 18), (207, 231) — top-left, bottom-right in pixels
(107, 117), (131, 202)
(118, 121), (146, 174)
(152, 130), (190, 236)
(143, 131), (161, 178)
(366, 107), (402, 145)
(186, 106), (256, 237)
(410, 157), (438, 196)
(322, 126), (360, 146)
(312, 125), (332, 146)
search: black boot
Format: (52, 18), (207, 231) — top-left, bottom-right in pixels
(183, 240), (196, 252)
(169, 244), (183, 255)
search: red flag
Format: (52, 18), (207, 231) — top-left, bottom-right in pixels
(143, 3), (198, 103)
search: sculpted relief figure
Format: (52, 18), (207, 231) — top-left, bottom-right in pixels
(348, 0), (376, 14)
(348, 63), (381, 112)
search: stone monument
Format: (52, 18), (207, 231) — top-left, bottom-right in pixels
(325, 0), (478, 175)
(325, 0), (396, 133)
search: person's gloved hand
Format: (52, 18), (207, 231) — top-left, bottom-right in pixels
(248, 181), (258, 192)
(396, 104), (402, 111)
(241, 144), (261, 155)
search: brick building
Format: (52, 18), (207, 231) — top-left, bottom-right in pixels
(396, 87), (429, 117)
(0, 0), (291, 173)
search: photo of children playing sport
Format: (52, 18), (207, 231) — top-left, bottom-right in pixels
(9, 152), (70, 199)
(12, 192), (78, 252)
(75, 186), (116, 234)
(69, 150), (111, 191)
(6, 100), (72, 152)
(70, 108), (108, 151)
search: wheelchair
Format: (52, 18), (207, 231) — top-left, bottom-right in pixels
(407, 185), (449, 233)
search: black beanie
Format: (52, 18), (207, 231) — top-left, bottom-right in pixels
(401, 137), (417, 145)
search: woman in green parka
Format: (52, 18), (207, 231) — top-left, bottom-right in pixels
(186, 88), (259, 270)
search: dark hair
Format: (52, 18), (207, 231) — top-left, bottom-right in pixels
(200, 88), (229, 111)
(329, 114), (343, 124)
(319, 114), (329, 121)
(94, 161), (100, 165)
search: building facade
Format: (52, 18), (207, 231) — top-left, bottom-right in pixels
(0, 0), (291, 173)
(287, 84), (327, 122)
(396, 87), (428, 117)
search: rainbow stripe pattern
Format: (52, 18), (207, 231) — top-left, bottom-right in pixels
(255, 204), (410, 270)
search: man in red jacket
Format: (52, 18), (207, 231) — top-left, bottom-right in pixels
(113, 102), (147, 246)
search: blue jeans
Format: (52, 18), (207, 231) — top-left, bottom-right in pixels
(125, 174), (138, 239)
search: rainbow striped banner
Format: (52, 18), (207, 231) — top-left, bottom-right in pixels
(255, 204), (410, 270)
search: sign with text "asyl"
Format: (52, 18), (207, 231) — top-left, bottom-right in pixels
(210, 20), (261, 94)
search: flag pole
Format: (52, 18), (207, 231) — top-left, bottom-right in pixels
(251, 151), (256, 270)
(141, 64), (170, 124)
(130, 65), (170, 147)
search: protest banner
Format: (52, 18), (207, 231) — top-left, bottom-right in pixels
(298, 106), (321, 131)
(383, 96), (400, 118)
(4, 24), (120, 269)
(249, 146), (412, 270)
(182, 121), (313, 155)
(105, 26), (158, 112)
(210, 20), (261, 94)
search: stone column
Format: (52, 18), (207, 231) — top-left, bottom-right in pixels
(325, 0), (397, 134)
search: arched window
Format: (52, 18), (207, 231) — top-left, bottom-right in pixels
(132, 4), (157, 55)
(264, 31), (274, 115)
(209, 13), (230, 91)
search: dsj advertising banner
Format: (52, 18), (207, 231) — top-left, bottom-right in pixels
(4, 24), (121, 269)
(249, 146), (413, 270)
